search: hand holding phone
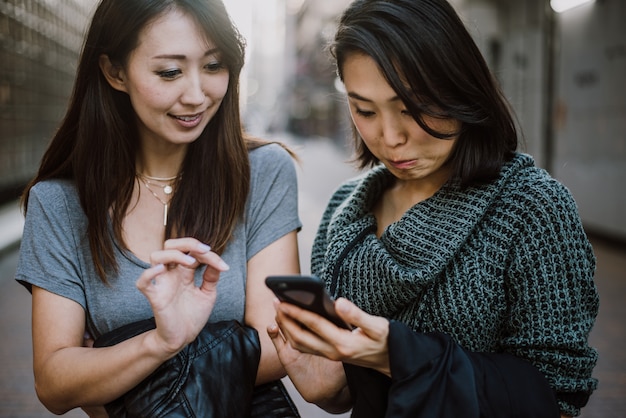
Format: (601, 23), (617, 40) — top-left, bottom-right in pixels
(265, 275), (352, 330)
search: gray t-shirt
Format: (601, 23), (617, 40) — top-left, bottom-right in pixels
(16, 143), (301, 339)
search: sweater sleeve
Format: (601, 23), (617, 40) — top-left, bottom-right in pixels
(502, 177), (599, 416)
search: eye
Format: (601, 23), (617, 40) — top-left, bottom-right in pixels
(355, 108), (375, 118)
(205, 61), (225, 73)
(155, 69), (182, 79)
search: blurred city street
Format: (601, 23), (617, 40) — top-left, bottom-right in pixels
(1, 0), (624, 416)
(0, 136), (624, 417)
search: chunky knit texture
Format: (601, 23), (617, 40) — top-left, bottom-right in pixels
(311, 153), (598, 417)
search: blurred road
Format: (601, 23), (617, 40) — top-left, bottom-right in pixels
(0, 136), (624, 417)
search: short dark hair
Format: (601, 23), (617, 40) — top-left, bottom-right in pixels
(331, 0), (518, 186)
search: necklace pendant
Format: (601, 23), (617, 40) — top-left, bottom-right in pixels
(163, 185), (173, 195)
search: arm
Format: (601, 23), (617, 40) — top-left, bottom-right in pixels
(243, 143), (303, 384)
(502, 181), (598, 416)
(245, 230), (300, 384)
(32, 287), (170, 414)
(31, 239), (227, 414)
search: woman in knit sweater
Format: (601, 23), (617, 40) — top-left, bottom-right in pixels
(268, 0), (598, 417)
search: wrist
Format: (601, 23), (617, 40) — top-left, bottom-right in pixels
(142, 328), (182, 362)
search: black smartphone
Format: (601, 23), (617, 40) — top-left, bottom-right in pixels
(265, 275), (352, 330)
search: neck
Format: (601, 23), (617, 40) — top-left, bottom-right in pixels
(137, 172), (179, 182)
(136, 144), (187, 180)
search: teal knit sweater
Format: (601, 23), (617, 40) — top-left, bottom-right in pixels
(311, 153), (598, 416)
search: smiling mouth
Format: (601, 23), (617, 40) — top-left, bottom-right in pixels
(171, 114), (201, 122)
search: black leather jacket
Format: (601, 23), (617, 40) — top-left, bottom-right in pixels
(94, 318), (262, 417)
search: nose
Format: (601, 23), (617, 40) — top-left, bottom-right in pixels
(181, 73), (206, 106)
(380, 114), (408, 147)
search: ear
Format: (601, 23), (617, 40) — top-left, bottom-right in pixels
(99, 54), (128, 93)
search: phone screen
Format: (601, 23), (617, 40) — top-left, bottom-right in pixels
(265, 275), (352, 329)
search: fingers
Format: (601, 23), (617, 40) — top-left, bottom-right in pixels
(155, 238), (230, 272)
(150, 251), (199, 269)
(136, 263), (166, 291)
(334, 298), (388, 339)
(267, 322), (312, 371)
(83, 331), (95, 348)
(274, 300), (342, 357)
(148, 238), (228, 295)
(163, 237), (210, 253)
(267, 323), (286, 352)
(277, 299), (347, 337)
(274, 297), (391, 369)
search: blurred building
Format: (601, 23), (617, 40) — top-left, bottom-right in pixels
(1, 0), (624, 242)
(0, 0), (98, 203)
(451, 0), (626, 241)
(278, 0), (626, 242)
(226, 0), (352, 139)
(280, 0), (351, 140)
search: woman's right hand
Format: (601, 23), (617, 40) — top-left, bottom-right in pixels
(136, 238), (229, 356)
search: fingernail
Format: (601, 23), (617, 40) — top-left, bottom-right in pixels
(153, 264), (165, 272)
(218, 260), (230, 271)
(336, 298), (350, 313)
(184, 255), (196, 265)
(197, 243), (211, 253)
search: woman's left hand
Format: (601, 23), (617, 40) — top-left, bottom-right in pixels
(274, 297), (391, 376)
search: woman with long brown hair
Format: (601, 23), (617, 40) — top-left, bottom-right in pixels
(16, 0), (301, 416)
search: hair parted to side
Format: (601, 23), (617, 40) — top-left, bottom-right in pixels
(21, 0), (253, 282)
(331, 0), (518, 186)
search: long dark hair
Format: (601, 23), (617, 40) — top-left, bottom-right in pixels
(331, 0), (518, 186)
(22, 0), (256, 282)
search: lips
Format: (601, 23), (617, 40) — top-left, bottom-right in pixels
(389, 159), (417, 170)
(170, 112), (204, 128)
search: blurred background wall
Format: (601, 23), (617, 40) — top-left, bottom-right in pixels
(0, 0), (97, 203)
(1, 0), (624, 242)
(239, 0), (626, 242)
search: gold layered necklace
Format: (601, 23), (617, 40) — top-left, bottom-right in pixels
(136, 173), (180, 226)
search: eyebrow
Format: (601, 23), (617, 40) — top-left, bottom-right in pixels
(347, 92), (401, 103)
(152, 47), (220, 60)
